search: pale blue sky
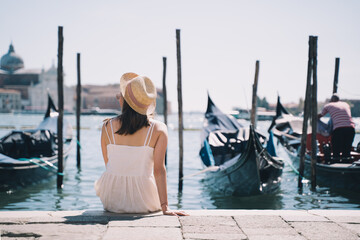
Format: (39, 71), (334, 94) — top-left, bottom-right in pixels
(1, 0), (359, 112)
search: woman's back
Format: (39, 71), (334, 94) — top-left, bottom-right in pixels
(95, 118), (161, 213)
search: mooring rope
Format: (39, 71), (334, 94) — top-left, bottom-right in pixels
(17, 157), (64, 176)
(76, 139), (82, 149)
(281, 155), (303, 178)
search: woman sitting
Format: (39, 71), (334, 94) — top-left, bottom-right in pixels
(95, 72), (187, 216)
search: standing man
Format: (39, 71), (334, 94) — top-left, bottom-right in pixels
(318, 94), (355, 158)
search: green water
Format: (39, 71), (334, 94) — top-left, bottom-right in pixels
(0, 113), (359, 210)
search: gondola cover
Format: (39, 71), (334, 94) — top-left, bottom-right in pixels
(0, 129), (56, 159)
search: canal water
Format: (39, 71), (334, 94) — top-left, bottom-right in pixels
(0, 113), (359, 211)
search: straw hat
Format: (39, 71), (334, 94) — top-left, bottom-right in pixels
(120, 72), (157, 115)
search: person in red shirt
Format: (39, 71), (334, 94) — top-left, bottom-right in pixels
(318, 94), (355, 158)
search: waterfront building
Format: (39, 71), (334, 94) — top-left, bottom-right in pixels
(0, 44), (40, 108)
(0, 43), (167, 114)
(0, 43), (74, 112)
(0, 88), (21, 113)
(28, 64), (75, 112)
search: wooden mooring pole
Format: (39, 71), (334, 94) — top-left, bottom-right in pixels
(162, 56), (168, 166)
(76, 53), (81, 169)
(57, 26), (64, 189)
(250, 60), (260, 128)
(333, 57), (340, 94)
(299, 36), (314, 188)
(176, 29), (184, 192)
(310, 36), (318, 190)
(298, 36), (318, 189)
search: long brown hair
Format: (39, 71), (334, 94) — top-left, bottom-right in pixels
(115, 100), (150, 135)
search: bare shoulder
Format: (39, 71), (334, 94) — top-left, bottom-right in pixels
(151, 119), (168, 135)
(102, 117), (118, 127)
(103, 117), (112, 123)
(101, 118), (117, 137)
(102, 118), (112, 127)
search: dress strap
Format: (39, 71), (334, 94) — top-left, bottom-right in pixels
(103, 122), (112, 144)
(110, 119), (116, 144)
(144, 122), (155, 146)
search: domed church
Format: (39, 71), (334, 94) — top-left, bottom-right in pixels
(0, 43), (41, 108)
(0, 43), (24, 72)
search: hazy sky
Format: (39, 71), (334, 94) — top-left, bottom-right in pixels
(1, 0), (359, 112)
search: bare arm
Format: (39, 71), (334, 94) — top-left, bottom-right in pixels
(153, 122), (188, 216)
(153, 123), (168, 212)
(101, 122), (110, 166)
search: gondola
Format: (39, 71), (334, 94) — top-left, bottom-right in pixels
(268, 96), (360, 192)
(199, 95), (284, 196)
(0, 95), (73, 189)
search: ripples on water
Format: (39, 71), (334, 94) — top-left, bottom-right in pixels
(0, 113), (359, 211)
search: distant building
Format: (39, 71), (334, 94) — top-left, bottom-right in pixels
(0, 88), (21, 113)
(0, 43), (74, 111)
(82, 84), (120, 110)
(0, 44), (40, 108)
(28, 64), (75, 112)
(81, 84), (171, 114)
(0, 43), (169, 113)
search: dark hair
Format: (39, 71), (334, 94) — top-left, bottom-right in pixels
(331, 94), (340, 102)
(115, 100), (149, 135)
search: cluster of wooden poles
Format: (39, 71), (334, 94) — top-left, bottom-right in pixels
(55, 26), (341, 192)
(298, 37), (341, 190)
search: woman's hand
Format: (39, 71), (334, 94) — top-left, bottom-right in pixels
(162, 205), (189, 216)
(163, 209), (189, 216)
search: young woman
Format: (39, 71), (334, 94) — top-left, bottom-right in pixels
(95, 72), (187, 216)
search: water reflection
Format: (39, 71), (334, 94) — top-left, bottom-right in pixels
(0, 177), (57, 210)
(201, 178), (284, 209)
(71, 169), (82, 208)
(176, 191), (183, 210)
(210, 193), (284, 209)
(293, 186), (360, 209)
(54, 188), (64, 210)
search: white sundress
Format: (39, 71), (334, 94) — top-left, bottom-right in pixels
(94, 120), (161, 213)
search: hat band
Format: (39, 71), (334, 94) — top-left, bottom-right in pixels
(127, 83), (150, 109)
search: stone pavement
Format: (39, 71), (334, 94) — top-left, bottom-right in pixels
(0, 210), (359, 239)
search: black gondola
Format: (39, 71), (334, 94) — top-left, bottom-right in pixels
(268, 96), (360, 192)
(199, 95), (284, 196)
(0, 95), (73, 189)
